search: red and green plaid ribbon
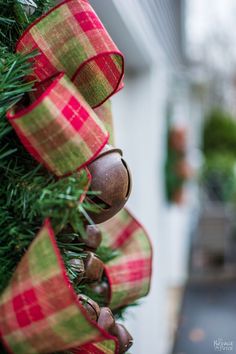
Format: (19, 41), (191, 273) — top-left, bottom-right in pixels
(0, 220), (118, 354)
(1, 0), (153, 351)
(16, 0), (124, 108)
(94, 100), (114, 146)
(7, 73), (108, 177)
(72, 341), (117, 354)
(100, 209), (152, 310)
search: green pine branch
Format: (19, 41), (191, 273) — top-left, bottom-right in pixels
(0, 49), (36, 116)
(0, 0), (55, 50)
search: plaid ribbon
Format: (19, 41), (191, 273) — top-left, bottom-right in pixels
(72, 341), (117, 354)
(7, 73), (108, 177)
(1, 1), (153, 351)
(16, 0), (124, 108)
(100, 209), (152, 310)
(94, 100), (114, 146)
(0, 220), (118, 354)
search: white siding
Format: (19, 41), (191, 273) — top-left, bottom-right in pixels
(88, 1), (203, 353)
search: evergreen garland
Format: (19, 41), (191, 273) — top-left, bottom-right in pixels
(0, 7), (133, 354)
(0, 0), (118, 301)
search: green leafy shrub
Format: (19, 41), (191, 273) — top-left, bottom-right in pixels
(203, 109), (236, 156)
(202, 109), (236, 202)
(202, 153), (236, 202)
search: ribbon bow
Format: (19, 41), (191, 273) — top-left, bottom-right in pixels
(1, 1), (153, 353)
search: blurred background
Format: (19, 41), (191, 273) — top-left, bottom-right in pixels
(90, 1), (236, 353)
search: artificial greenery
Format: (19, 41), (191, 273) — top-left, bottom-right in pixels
(0, 0), (55, 50)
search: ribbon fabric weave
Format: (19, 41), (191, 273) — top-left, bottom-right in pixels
(94, 100), (115, 146)
(72, 340), (117, 354)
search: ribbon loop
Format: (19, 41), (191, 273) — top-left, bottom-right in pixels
(16, 0), (124, 108)
(7, 73), (108, 177)
(101, 209), (152, 309)
(0, 220), (117, 354)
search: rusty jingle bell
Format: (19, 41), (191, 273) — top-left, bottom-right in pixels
(110, 323), (133, 354)
(69, 256), (85, 284)
(88, 280), (110, 305)
(79, 294), (100, 322)
(83, 225), (102, 250)
(84, 251), (104, 282)
(97, 307), (115, 332)
(86, 145), (132, 224)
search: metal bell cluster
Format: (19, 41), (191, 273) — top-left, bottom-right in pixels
(87, 144), (132, 224)
(79, 295), (133, 354)
(69, 224), (133, 353)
